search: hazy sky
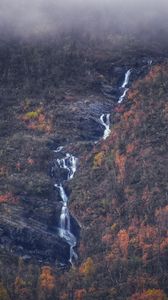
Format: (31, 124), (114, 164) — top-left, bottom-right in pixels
(0, 0), (167, 37)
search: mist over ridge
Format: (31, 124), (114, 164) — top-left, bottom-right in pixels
(0, 0), (168, 38)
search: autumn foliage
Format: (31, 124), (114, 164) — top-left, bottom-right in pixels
(39, 267), (55, 291)
(0, 192), (19, 204)
(20, 107), (53, 133)
(79, 257), (94, 277)
(130, 289), (168, 300)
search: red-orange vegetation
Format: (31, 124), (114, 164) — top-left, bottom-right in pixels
(39, 266), (55, 291)
(155, 205), (168, 229)
(14, 276), (29, 298)
(144, 65), (163, 83)
(160, 238), (168, 252)
(117, 229), (129, 258)
(130, 289), (168, 300)
(93, 151), (105, 168)
(79, 257), (94, 277)
(138, 225), (158, 262)
(115, 151), (126, 183)
(123, 110), (134, 122)
(74, 289), (86, 300)
(0, 192), (19, 204)
(126, 142), (136, 155)
(20, 107), (53, 133)
(127, 89), (139, 101)
(27, 158), (35, 166)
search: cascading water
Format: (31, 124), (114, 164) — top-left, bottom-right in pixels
(54, 151), (78, 265)
(118, 69), (132, 103)
(99, 69), (132, 139)
(57, 153), (78, 180)
(48, 63), (151, 266)
(100, 113), (111, 140)
(121, 69), (132, 88)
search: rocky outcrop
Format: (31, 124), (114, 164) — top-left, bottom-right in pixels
(0, 203), (70, 264)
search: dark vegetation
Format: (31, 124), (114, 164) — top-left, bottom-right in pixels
(0, 31), (168, 299)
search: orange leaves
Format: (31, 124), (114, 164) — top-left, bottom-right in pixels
(20, 107), (53, 133)
(123, 109), (144, 128)
(127, 89), (139, 101)
(14, 276), (29, 298)
(74, 289), (86, 300)
(126, 143), (136, 155)
(0, 192), (19, 204)
(136, 225), (158, 262)
(144, 65), (163, 83)
(39, 266), (55, 291)
(130, 289), (168, 300)
(79, 257), (94, 277)
(93, 151), (105, 168)
(123, 110), (134, 122)
(115, 151), (126, 183)
(117, 229), (129, 258)
(26, 113), (52, 133)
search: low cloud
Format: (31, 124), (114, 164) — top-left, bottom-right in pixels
(0, 0), (168, 38)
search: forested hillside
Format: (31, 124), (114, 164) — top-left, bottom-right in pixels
(0, 29), (168, 300)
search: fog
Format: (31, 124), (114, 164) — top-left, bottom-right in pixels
(0, 0), (168, 37)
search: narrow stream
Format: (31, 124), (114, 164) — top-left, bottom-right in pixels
(100, 113), (111, 140)
(53, 69), (132, 265)
(50, 61), (154, 265)
(99, 69), (132, 139)
(53, 148), (78, 265)
(118, 69), (132, 103)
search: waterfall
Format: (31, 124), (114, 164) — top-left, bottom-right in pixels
(100, 113), (111, 140)
(118, 69), (132, 103)
(118, 88), (129, 104)
(56, 153), (78, 181)
(67, 154), (78, 180)
(99, 69), (132, 139)
(121, 69), (132, 88)
(54, 152), (78, 265)
(52, 68), (135, 264)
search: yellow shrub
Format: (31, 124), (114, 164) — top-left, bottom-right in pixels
(93, 151), (104, 168)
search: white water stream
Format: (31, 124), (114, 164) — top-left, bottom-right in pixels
(118, 69), (132, 103)
(100, 113), (111, 140)
(100, 69), (132, 139)
(54, 151), (78, 265)
(52, 69), (133, 264)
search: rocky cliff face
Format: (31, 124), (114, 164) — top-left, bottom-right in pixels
(0, 35), (168, 299)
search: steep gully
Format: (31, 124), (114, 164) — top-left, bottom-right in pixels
(52, 69), (132, 265)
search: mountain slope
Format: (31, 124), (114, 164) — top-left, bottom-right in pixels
(0, 36), (168, 299)
(60, 64), (168, 299)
